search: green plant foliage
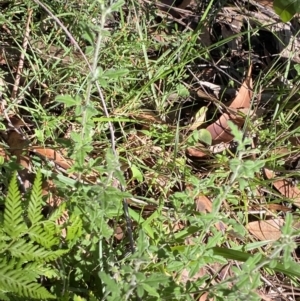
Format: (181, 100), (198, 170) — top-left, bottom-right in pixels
(0, 171), (68, 300)
(274, 0), (300, 22)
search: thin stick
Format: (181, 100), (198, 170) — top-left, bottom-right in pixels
(11, 9), (33, 101)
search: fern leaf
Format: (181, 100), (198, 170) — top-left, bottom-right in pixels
(9, 239), (68, 262)
(28, 224), (59, 248)
(43, 220), (60, 237)
(30, 263), (60, 279)
(66, 214), (83, 243)
(0, 259), (55, 299)
(8, 239), (39, 261)
(28, 170), (43, 225)
(0, 292), (10, 301)
(48, 202), (66, 222)
(4, 173), (27, 238)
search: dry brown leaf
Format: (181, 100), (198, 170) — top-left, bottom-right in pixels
(179, 266), (206, 284)
(0, 147), (9, 162)
(130, 112), (164, 124)
(186, 146), (210, 158)
(206, 112), (245, 145)
(114, 225), (124, 241)
(255, 0), (273, 8)
(33, 147), (72, 170)
(194, 194), (226, 231)
(206, 66), (252, 144)
(247, 219), (283, 241)
(229, 65), (252, 109)
(264, 168), (300, 207)
(198, 292), (210, 301)
(195, 195), (212, 213)
(42, 179), (63, 207)
(7, 131), (30, 169)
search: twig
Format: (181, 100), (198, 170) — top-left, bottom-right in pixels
(11, 9), (33, 101)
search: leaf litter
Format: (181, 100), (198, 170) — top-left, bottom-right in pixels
(1, 0), (300, 298)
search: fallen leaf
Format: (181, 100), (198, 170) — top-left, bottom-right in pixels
(114, 225), (124, 241)
(229, 65), (253, 109)
(264, 168), (300, 207)
(7, 131), (30, 169)
(198, 292), (211, 301)
(247, 219), (284, 241)
(42, 179), (69, 238)
(33, 147), (72, 170)
(195, 195), (212, 213)
(186, 146), (210, 158)
(206, 65), (253, 144)
(206, 111), (245, 145)
(179, 266), (206, 284)
(195, 194), (226, 231)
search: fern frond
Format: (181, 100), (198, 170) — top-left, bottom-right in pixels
(0, 171), (69, 300)
(9, 239), (68, 262)
(28, 224), (59, 248)
(0, 259), (55, 299)
(28, 170), (43, 225)
(43, 220), (60, 237)
(67, 214), (83, 244)
(30, 263), (60, 279)
(4, 173), (27, 238)
(48, 202), (66, 222)
(0, 291), (10, 301)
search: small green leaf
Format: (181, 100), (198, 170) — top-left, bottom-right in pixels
(110, 0), (125, 12)
(55, 95), (80, 107)
(137, 285), (144, 298)
(141, 283), (160, 297)
(103, 68), (129, 79)
(131, 164), (143, 182)
(273, 0), (300, 22)
(198, 128), (212, 145)
(294, 64), (300, 76)
(176, 84), (190, 97)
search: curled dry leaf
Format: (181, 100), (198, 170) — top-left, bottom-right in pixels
(229, 65), (253, 109)
(206, 111), (245, 145)
(206, 65), (253, 145)
(186, 146), (209, 158)
(264, 168), (300, 208)
(246, 219), (284, 241)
